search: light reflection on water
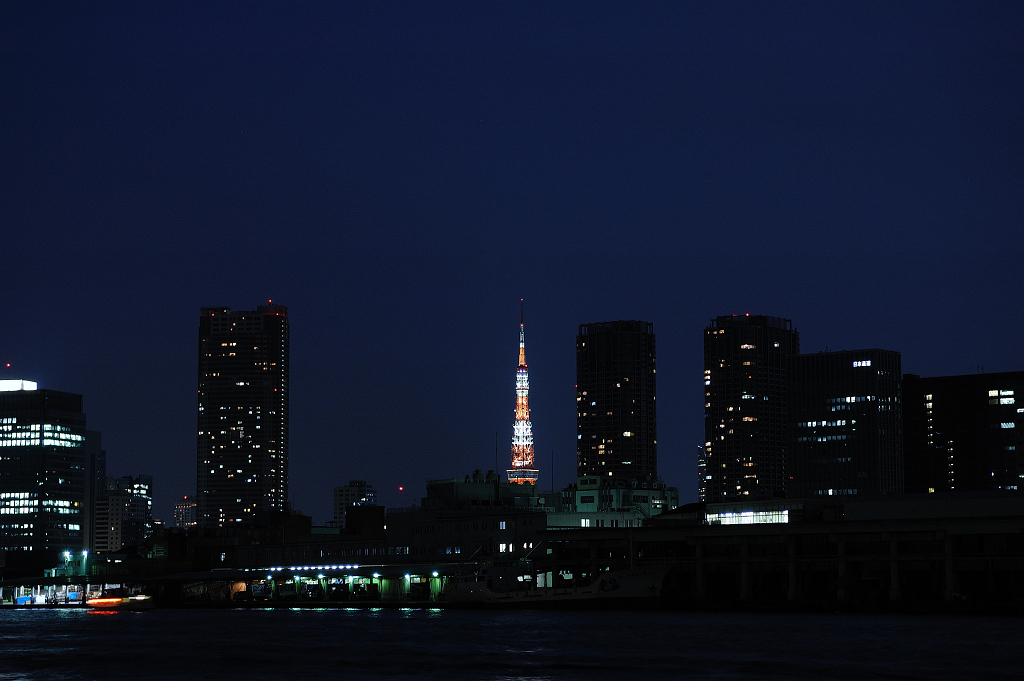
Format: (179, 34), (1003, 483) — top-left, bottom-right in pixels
(1, 609), (1023, 680)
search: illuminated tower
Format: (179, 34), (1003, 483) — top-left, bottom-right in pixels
(508, 303), (539, 484)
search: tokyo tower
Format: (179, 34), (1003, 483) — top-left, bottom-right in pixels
(508, 301), (539, 484)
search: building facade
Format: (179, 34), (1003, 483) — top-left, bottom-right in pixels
(95, 474), (153, 553)
(576, 321), (657, 483)
(788, 349), (903, 497)
(197, 304), (289, 527)
(333, 480), (377, 529)
(701, 315), (799, 501)
(903, 372), (1024, 493)
(0, 381), (104, 574)
(174, 495), (197, 528)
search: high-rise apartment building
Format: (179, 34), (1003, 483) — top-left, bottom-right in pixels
(903, 372), (1024, 493)
(576, 321), (657, 483)
(333, 480), (377, 528)
(197, 303), (289, 527)
(701, 315), (799, 501)
(788, 350), (903, 497)
(0, 381), (104, 574)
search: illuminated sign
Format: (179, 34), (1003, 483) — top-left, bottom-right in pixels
(0, 380), (37, 392)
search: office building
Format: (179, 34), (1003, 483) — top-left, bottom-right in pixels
(0, 381), (104, 574)
(576, 321), (657, 483)
(788, 350), (903, 497)
(174, 495), (197, 528)
(702, 315), (799, 501)
(197, 303), (289, 527)
(333, 480), (377, 529)
(95, 475), (153, 553)
(903, 372), (1024, 493)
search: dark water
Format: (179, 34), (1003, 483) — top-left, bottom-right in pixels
(1, 608), (1022, 680)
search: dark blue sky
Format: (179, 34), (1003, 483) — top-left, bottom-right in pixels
(2, 2), (1022, 523)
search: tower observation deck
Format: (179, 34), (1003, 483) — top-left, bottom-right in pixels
(508, 302), (539, 485)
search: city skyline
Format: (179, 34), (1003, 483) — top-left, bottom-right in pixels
(2, 3), (1021, 524)
(5, 306), (1022, 524)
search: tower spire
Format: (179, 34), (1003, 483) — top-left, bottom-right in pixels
(508, 300), (539, 485)
(518, 299), (526, 368)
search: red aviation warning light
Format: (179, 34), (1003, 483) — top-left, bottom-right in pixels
(507, 300), (539, 485)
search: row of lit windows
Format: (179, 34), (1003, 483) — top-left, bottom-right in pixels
(797, 420), (848, 428)
(0, 438), (83, 448)
(707, 510), (788, 525)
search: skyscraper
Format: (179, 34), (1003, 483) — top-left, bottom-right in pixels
(197, 303), (289, 527)
(576, 321), (657, 483)
(788, 349), (903, 497)
(508, 306), (539, 484)
(0, 381), (104, 574)
(701, 315), (799, 501)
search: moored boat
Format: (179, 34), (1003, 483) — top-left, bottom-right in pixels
(86, 594), (155, 611)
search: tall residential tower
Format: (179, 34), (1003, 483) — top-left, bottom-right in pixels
(576, 321), (657, 483)
(702, 315), (799, 501)
(197, 303), (289, 527)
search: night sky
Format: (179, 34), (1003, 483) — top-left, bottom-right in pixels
(2, 3), (1022, 524)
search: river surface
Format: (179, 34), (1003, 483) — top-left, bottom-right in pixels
(1, 608), (1022, 680)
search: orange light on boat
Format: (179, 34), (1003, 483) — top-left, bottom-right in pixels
(87, 597), (124, 606)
